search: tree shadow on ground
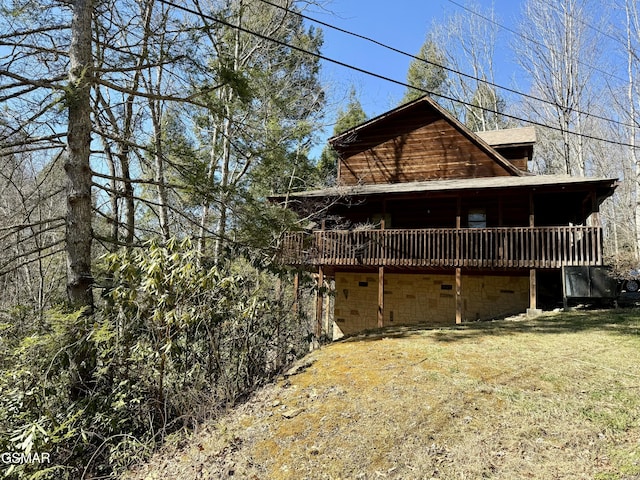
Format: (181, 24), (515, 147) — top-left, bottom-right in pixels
(338, 306), (640, 345)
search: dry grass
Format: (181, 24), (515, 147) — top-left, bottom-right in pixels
(125, 309), (640, 480)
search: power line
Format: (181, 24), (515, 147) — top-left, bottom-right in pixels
(260, 0), (637, 132)
(155, 0), (638, 149)
(446, 0), (629, 84)
(537, 0), (624, 48)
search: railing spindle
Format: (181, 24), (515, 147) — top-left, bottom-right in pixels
(282, 226), (603, 269)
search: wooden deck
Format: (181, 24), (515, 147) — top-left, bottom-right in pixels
(280, 226), (603, 269)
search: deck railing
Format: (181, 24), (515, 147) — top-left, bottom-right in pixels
(280, 226), (603, 269)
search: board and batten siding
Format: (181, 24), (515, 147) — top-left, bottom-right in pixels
(337, 116), (514, 186)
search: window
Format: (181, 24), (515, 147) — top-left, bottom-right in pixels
(372, 213), (392, 229)
(468, 208), (487, 228)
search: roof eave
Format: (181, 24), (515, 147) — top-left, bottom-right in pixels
(270, 175), (618, 201)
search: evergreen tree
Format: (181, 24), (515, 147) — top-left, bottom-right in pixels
(191, 0), (325, 260)
(401, 36), (448, 104)
(317, 89), (368, 185)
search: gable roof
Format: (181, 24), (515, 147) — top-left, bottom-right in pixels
(329, 95), (524, 179)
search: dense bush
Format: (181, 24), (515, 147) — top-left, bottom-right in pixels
(0, 239), (311, 478)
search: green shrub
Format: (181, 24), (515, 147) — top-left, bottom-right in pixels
(0, 239), (311, 478)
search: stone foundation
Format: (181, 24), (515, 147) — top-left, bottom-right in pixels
(333, 271), (530, 336)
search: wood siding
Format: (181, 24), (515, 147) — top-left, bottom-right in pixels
(281, 226), (603, 269)
(492, 145), (530, 171)
(337, 114), (514, 185)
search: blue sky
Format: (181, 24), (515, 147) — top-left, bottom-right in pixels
(306, 0), (525, 148)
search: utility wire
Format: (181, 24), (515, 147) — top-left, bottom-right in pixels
(446, 0), (629, 84)
(537, 0), (624, 47)
(156, 0), (638, 149)
(261, 0), (636, 131)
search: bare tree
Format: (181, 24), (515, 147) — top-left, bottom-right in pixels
(618, 0), (640, 258)
(0, 147), (66, 317)
(1, 0), (325, 310)
(65, 0), (95, 309)
(430, 1), (507, 130)
(515, 0), (603, 176)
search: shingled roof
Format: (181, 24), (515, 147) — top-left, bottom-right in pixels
(283, 175), (617, 202)
(476, 127), (537, 148)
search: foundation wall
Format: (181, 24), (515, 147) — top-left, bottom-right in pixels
(333, 271), (530, 336)
(462, 274), (530, 321)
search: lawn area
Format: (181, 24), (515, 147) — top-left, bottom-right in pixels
(127, 309), (640, 480)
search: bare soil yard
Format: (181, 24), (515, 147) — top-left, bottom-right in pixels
(126, 309), (640, 479)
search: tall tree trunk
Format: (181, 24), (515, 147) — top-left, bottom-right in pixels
(627, 0), (640, 258)
(119, 148), (135, 246)
(105, 146), (120, 247)
(561, 109), (572, 175)
(147, 1), (171, 241)
(213, 110), (232, 263)
(198, 121), (219, 257)
(213, 0), (243, 263)
(65, 0), (94, 310)
(150, 103), (171, 241)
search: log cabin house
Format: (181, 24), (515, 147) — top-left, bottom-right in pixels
(275, 96), (618, 338)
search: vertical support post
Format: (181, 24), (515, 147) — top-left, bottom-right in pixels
(323, 277), (332, 338)
(591, 190), (602, 263)
(293, 271), (299, 316)
(529, 192), (540, 315)
(378, 266), (384, 328)
(455, 267), (462, 324)
(455, 197), (462, 324)
(313, 219), (326, 343)
(590, 190), (600, 226)
(316, 265), (324, 341)
(528, 191), (538, 313)
(530, 268), (537, 310)
(529, 191), (535, 228)
(378, 216), (385, 329)
(561, 266), (569, 310)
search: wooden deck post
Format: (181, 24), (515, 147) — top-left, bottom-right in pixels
(455, 267), (462, 324)
(378, 216), (385, 329)
(529, 269), (537, 310)
(528, 192), (540, 315)
(378, 266), (384, 328)
(323, 279), (332, 339)
(529, 191), (535, 228)
(314, 219), (326, 342)
(455, 197), (462, 324)
(590, 190), (600, 226)
(316, 265), (324, 340)
(293, 271), (300, 316)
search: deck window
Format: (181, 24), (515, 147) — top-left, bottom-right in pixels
(468, 208), (487, 228)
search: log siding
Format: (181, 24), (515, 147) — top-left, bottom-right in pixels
(338, 118), (514, 185)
